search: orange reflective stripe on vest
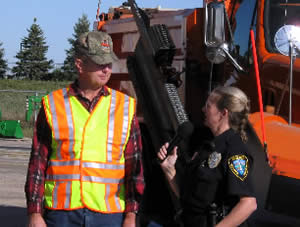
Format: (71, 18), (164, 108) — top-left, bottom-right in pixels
(46, 88), (75, 160)
(43, 86), (135, 212)
(52, 181), (72, 209)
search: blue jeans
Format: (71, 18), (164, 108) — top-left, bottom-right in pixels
(44, 208), (124, 227)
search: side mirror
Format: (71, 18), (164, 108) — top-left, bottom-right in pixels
(204, 0), (226, 47)
(204, 0), (245, 72)
(204, 0), (226, 64)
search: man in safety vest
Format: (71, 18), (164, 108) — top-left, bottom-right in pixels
(25, 31), (145, 227)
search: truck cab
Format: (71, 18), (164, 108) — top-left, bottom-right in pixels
(94, 1), (300, 226)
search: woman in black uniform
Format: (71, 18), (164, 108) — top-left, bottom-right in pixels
(157, 86), (257, 227)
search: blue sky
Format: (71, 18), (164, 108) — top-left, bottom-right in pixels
(0, 0), (202, 67)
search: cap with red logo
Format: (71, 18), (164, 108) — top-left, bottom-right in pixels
(75, 31), (119, 65)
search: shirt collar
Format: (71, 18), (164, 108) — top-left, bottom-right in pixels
(214, 128), (235, 153)
(68, 80), (110, 97)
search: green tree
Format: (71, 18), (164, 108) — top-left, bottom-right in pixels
(50, 67), (65, 81)
(0, 42), (8, 78)
(62, 14), (90, 81)
(12, 18), (53, 80)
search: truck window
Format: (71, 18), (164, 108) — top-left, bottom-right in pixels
(264, 0), (300, 58)
(231, 0), (257, 69)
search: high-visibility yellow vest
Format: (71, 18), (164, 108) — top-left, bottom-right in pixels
(42, 86), (136, 213)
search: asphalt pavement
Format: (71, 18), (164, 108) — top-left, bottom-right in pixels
(0, 137), (31, 227)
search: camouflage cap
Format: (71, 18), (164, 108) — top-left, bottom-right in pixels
(75, 31), (119, 65)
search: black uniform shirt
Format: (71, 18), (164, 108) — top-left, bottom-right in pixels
(215, 128), (255, 206)
(181, 128), (254, 225)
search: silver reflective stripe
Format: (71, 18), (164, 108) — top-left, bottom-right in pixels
(105, 184), (111, 212)
(118, 95), (130, 160)
(62, 88), (75, 159)
(114, 184), (122, 210)
(46, 174), (80, 180)
(53, 181), (60, 208)
(49, 160), (80, 166)
(48, 92), (62, 159)
(82, 176), (124, 184)
(64, 181), (71, 208)
(82, 162), (124, 169)
(107, 90), (117, 162)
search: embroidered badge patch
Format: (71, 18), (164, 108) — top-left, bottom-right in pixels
(228, 155), (248, 181)
(208, 151), (222, 168)
(100, 39), (110, 53)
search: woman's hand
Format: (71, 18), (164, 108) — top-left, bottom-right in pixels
(157, 142), (180, 197)
(157, 143), (178, 169)
(157, 143), (178, 178)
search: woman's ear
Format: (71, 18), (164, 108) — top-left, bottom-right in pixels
(222, 108), (229, 118)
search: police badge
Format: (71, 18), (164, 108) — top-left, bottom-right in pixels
(208, 151), (222, 168)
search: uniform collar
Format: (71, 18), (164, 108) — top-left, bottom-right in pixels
(214, 128), (235, 154)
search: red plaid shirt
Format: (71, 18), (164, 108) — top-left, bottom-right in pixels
(25, 82), (145, 214)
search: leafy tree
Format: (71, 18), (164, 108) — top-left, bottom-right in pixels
(12, 18), (53, 80)
(0, 42), (8, 78)
(62, 14), (90, 81)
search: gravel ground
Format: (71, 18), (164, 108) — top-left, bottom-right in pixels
(0, 138), (31, 227)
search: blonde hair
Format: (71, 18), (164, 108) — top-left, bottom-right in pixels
(212, 86), (250, 142)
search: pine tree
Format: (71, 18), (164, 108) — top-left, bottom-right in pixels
(62, 14), (90, 81)
(0, 42), (8, 79)
(12, 18), (53, 80)
(50, 68), (65, 81)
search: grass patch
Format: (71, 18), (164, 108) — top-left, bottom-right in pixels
(0, 79), (70, 138)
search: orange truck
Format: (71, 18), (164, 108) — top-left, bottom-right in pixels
(94, 0), (300, 226)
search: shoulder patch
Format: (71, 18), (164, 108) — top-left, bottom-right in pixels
(228, 155), (248, 181)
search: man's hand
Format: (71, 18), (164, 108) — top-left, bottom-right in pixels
(122, 212), (136, 227)
(28, 213), (46, 227)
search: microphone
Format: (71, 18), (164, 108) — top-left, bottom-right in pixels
(166, 121), (194, 155)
